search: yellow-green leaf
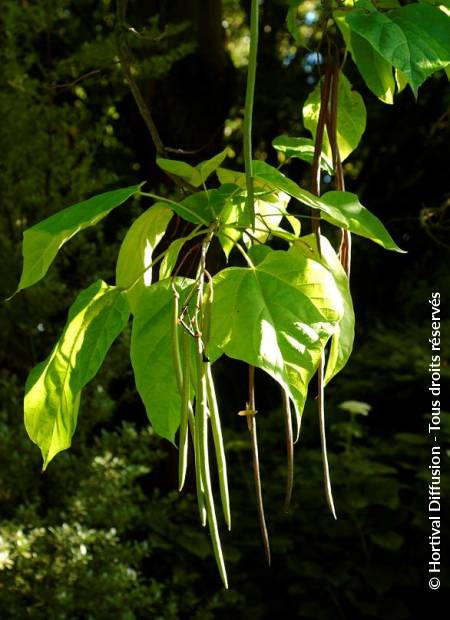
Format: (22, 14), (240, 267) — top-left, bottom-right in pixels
(294, 234), (355, 385)
(25, 281), (130, 469)
(157, 148), (229, 188)
(209, 247), (344, 424)
(303, 74), (366, 161)
(116, 204), (172, 312)
(130, 278), (196, 443)
(17, 184), (141, 293)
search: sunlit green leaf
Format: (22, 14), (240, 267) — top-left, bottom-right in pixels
(156, 158), (197, 184)
(252, 160), (325, 210)
(345, 4), (450, 96)
(395, 68), (409, 93)
(171, 184), (238, 225)
(156, 148), (229, 188)
(247, 193), (290, 246)
(216, 168), (290, 257)
(216, 167), (243, 186)
(24, 281), (130, 469)
(17, 184), (141, 293)
(196, 149), (230, 185)
(272, 135), (334, 174)
(247, 244), (272, 265)
(209, 246), (343, 423)
(131, 278), (197, 443)
(218, 200), (243, 260)
(285, 214), (301, 237)
(251, 162), (404, 252)
(318, 191), (405, 252)
(159, 236), (188, 280)
(116, 204), (172, 312)
(294, 234), (355, 384)
(303, 73), (366, 161)
(334, 11), (396, 104)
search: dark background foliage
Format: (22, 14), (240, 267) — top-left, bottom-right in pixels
(0, 1), (449, 618)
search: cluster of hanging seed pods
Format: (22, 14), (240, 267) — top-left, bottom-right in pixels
(171, 227), (230, 588)
(167, 44), (351, 589)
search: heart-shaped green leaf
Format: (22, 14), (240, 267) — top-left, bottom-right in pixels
(210, 247), (344, 423)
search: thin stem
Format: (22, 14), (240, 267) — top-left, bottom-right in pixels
(247, 366), (271, 565)
(282, 389), (294, 512)
(173, 243), (202, 279)
(115, 1), (196, 192)
(243, 0), (260, 229)
(242, 227), (264, 246)
(49, 60), (122, 91)
(115, 0), (165, 156)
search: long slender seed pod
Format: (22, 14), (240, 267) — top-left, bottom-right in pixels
(248, 414), (271, 565)
(171, 285), (183, 391)
(196, 345), (228, 588)
(205, 363), (231, 530)
(201, 273), (231, 529)
(171, 284), (191, 491)
(172, 282), (205, 518)
(189, 408), (207, 527)
(248, 366), (271, 565)
(310, 61), (333, 256)
(282, 389), (294, 512)
(202, 272), (213, 351)
(327, 60), (352, 278)
(309, 56), (337, 518)
(178, 330), (191, 491)
(317, 352), (337, 519)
